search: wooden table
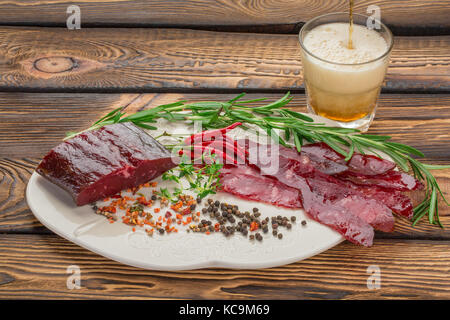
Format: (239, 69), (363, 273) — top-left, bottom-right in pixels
(0, 1), (449, 299)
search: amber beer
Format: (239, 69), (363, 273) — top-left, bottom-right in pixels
(299, 13), (393, 131)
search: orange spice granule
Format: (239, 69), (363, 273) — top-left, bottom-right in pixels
(154, 208), (161, 213)
(250, 221), (259, 231)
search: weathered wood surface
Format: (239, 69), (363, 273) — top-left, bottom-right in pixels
(0, 0), (448, 31)
(0, 28), (448, 92)
(0, 93), (449, 239)
(0, 234), (449, 299)
(2, 93), (449, 158)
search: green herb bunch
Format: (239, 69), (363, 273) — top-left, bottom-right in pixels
(158, 153), (223, 201)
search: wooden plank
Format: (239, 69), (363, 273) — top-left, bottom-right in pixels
(0, 92), (449, 238)
(0, 1), (448, 31)
(0, 234), (448, 299)
(0, 28), (448, 92)
(2, 93), (450, 159)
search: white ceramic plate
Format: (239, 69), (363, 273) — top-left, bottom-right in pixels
(26, 114), (345, 270)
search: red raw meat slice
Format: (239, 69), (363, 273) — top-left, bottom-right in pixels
(238, 139), (348, 175)
(300, 142), (396, 175)
(276, 157), (395, 233)
(232, 144), (376, 245)
(272, 157), (375, 246)
(219, 165), (302, 209)
(36, 123), (176, 206)
(338, 170), (423, 191)
(354, 185), (414, 219)
(238, 139), (396, 176)
(239, 139), (413, 217)
(242, 140), (395, 230)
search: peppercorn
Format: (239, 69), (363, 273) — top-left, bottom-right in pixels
(301, 220), (307, 226)
(151, 195), (157, 201)
(255, 233), (262, 241)
(277, 233), (283, 239)
(287, 223), (292, 229)
(253, 207), (258, 213)
(291, 216), (296, 222)
(272, 230), (278, 236)
(249, 235), (255, 240)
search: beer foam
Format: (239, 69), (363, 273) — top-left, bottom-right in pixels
(303, 23), (388, 64)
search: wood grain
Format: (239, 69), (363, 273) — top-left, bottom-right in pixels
(0, 0), (448, 31)
(0, 28), (448, 92)
(0, 234), (448, 299)
(0, 92), (449, 238)
(2, 93), (449, 158)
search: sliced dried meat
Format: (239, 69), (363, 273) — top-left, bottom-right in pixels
(36, 123), (176, 206)
(338, 170), (423, 191)
(353, 184), (414, 219)
(238, 139), (396, 176)
(271, 157), (376, 246)
(238, 139), (347, 175)
(275, 157), (395, 234)
(301, 142), (396, 176)
(219, 165), (302, 209)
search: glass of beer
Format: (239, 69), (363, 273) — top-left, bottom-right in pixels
(299, 13), (393, 131)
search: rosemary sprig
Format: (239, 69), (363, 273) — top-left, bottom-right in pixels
(66, 93), (450, 226)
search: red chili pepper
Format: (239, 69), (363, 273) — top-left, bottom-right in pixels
(183, 122), (242, 145)
(202, 140), (246, 162)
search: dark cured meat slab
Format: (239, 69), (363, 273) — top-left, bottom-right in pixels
(219, 165), (302, 209)
(36, 123), (176, 206)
